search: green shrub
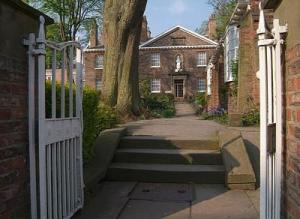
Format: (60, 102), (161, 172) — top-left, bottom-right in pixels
(201, 107), (228, 125)
(241, 109), (260, 126)
(82, 86), (101, 162)
(142, 93), (176, 118)
(97, 103), (119, 131)
(194, 92), (207, 107)
(139, 79), (151, 98)
(162, 108), (176, 118)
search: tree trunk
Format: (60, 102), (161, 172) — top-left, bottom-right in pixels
(102, 0), (147, 115)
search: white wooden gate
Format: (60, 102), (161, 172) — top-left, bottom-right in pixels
(257, 5), (287, 219)
(24, 16), (84, 219)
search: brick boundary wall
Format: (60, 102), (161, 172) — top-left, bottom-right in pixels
(0, 68), (29, 218)
(284, 43), (300, 219)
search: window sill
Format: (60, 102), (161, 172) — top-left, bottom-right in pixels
(150, 66), (161, 68)
(151, 91), (161, 93)
(95, 67), (103, 70)
(198, 90), (206, 93)
(197, 65), (207, 67)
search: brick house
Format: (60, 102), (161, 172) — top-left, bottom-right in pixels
(84, 18), (218, 101)
(214, 0), (263, 125)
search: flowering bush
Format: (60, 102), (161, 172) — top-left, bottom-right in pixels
(202, 107), (228, 124)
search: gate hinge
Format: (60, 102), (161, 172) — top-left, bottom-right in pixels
(258, 39), (275, 46)
(23, 39), (31, 46)
(32, 48), (46, 55)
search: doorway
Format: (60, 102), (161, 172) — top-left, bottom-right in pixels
(174, 79), (184, 100)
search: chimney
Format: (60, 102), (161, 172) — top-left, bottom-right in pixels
(207, 15), (217, 40)
(88, 20), (98, 47)
(140, 16), (150, 43)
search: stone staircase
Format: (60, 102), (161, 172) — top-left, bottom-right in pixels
(106, 136), (226, 184)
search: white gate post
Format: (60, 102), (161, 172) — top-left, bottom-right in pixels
(258, 4), (288, 219)
(36, 16), (47, 219)
(23, 32), (38, 219)
(257, 6), (268, 219)
(76, 45), (85, 207)
(272, 19), (287, 219)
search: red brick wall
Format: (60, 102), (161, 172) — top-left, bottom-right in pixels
(284, 43), (300, 219)
(84, 51), (104, 89)
(0, 2), (46, 218)
(236, 10), (260, 114)
(0, 68), (29, 219)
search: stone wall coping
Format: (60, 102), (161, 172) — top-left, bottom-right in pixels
(219, 130), (256, 190)
(83, 127), (127, 190)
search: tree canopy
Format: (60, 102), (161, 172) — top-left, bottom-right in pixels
(28, 0), (104, 42)
(207, 0), (237, 39)
(195, 20), (208, 35)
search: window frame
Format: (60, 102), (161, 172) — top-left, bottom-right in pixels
(151, 78), (161, 93)
(95, 55), (104, 69)
(198, 79), (206, 93)
(96, 79), (102, 91)
(150, 53), (161, 68)
(197, 52), (207, 67)
(224, 25), (239, 82)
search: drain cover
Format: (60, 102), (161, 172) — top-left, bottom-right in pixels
(130, 183), (194, 202)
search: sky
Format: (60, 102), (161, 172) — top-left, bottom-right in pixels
(144, 0), (213, 37)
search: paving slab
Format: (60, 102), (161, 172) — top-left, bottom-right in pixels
(130, 183), (195, 202)
(246, 189), (260, 214)
(74, 181), (136, 219)
(191, 184), (259, 219)
(118, 200), (190, 219)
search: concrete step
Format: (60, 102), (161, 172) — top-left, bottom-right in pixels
(119, 136), (219, 150)
(113, 149), (223, 165)
(106, 163), (225, 184)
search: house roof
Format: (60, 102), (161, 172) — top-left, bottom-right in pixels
(140, 25), (218, 48)
(3, 0), (54, 24)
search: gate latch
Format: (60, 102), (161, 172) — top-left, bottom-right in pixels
(267, 123), (276, 154)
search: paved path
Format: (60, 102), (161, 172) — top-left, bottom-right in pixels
(123, 103), (224, 140)
(75, 181), (259, 219)
(75, 103), (260, 219)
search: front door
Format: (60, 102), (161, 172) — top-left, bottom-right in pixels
(174, 79), (184, 100)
